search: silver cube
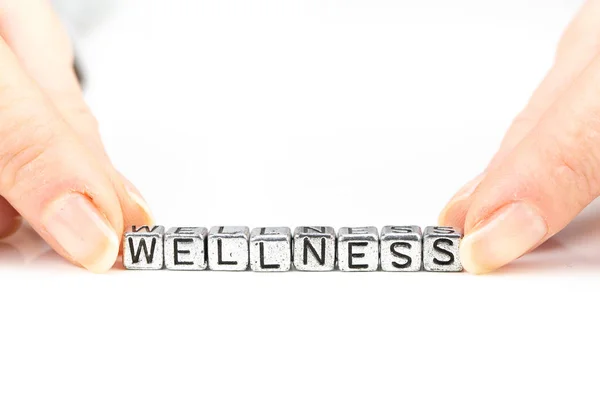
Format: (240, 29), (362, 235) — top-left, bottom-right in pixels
(207, 226), (250, 271)
(380, 226), (422, 272)
(123, 225), (165, 270)
(164, 227), (208, 270)
(337, 227), (379, 271)
(423, 226), (463, 272)
(250, 227), (292, 272)
(293, 226), (336, 271)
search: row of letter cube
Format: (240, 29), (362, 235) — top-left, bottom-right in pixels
(124, 226), (462, 272)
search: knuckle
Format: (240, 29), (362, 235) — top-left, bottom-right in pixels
(548, 125), (600, 204)
(71, 106), (99, 132)
(58, 98), (99, 133)
(0, 117), (57, 193)
(553, 153), (595, 206)
(510, 111), (538, 132)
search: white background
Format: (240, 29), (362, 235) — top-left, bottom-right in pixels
(1, 1), (599, 399)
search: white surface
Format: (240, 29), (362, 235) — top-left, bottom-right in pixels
(1, 1), (599, 399)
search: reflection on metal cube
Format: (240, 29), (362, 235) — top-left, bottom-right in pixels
(380, 225), (422, 272)
(207, 226), (250, 271)
(423, 226), (462, 272)
(164, 227), (208, 270)
(337, 227), (379, 272)
(123, 225), (165, 270)
(293, 226), (336, 271)
(250, 227), (292, 272)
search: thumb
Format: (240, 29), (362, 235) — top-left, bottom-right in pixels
(0, 0), (154, 233)
(460, 52), (600, 274)
(439, 0), (600, 230)
(0, 37), (122, 272)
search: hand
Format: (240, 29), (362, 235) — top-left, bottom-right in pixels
(439, 0), (600, 274)
(0, 0), (152, 272)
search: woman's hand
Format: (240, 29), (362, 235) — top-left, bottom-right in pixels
(0, 0), (152, 272)
(439, 0), (600, 274)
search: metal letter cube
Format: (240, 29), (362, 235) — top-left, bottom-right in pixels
(123, 225), (165, 270)
(293, 226), (336, 271)
(337, 227), (379, 271)
(250, 227), (292, 272)
(380, 226), (422, 272)
(423, 226), (463, 272)
(164, 227), (208, 270)
(207, 226), (250, 271)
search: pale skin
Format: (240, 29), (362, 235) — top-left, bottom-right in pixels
(0, 0), (153, 272)
(439, 0), (600, 273)
(1, 1), (599, 273)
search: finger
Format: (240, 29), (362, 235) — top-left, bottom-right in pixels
(459, 51), (600, 274)
(490, 0), (600, 167)
(117, 172), (154, 232)
(439, 0), (600, 228)
(0, 0), (154, 231)
(438, 63), (573, 228)
(0, 0), (74, 87)
(0, 36), (122, 272)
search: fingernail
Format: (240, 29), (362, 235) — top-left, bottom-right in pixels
(123, 180), (154, 225)
(42, 193), (119, 273)
(460, 202), (547, 274)
(438, 174), (484, 224)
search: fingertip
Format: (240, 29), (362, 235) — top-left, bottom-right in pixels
(42, 193), (121, 273)
(118, 174), (154, 227)
(438, 197), (469, 228)
(126, 189), (154, 226)
(438, 174), (484, 228)
(459, 235), (498, 275)
(459, 202), (548, 275)
(84, 231), (120, 273)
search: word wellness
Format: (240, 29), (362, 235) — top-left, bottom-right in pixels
(123, 225), (463, 272)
